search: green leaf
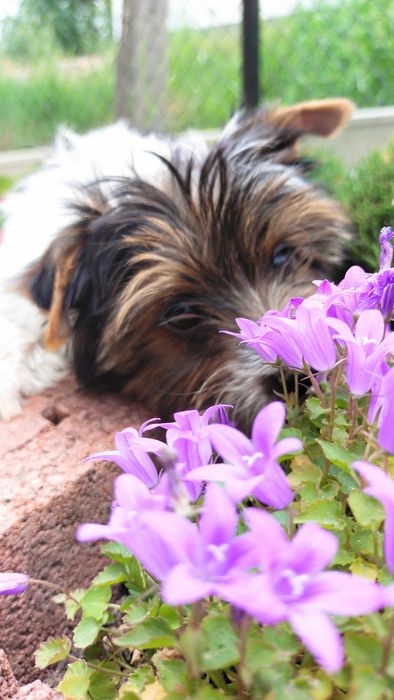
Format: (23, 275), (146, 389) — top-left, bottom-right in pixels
(299, 482), (319, 504)
(117, 685), (140, 700)
(73, 617), (101, 649)
(57, 660), (93, 700)
(200, 614), (240, 671)
(294, 500), (346, 529)
(81, 585), (112, 621)
(347, 664), (387, 699)
(35, 636), (71, 669)
(124, 556), (148, 593)
(93, 563), (126, 586)
(344, 633), (382, 667)
(115, 617), (177, 649)
(154, 658), (189, 693)
(288, 455), (322, 489)
(305, 397), (330, 423)
(348, 490), (385, 528)
(89, 664), (119, 700)
(330, 466), (359, 494)
(179, 626), (205, 677)
(159, 604), (181, 629)
(316, 439), (353, 474)
(101, 541), (134, 564)
(263, 624), (299, 654)
(194, 689), (226, 700)
(244, 629), (278, 674)
(350, 557), (379, 580)
(53, 588), (85, 620)
(119, 666), (155, 694)
(126, 603), (150, 625)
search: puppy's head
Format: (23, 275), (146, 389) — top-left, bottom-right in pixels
(24, 99), (353, 430)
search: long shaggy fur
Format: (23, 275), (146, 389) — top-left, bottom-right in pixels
(0, 100), (353, 428)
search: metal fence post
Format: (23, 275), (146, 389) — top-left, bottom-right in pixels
(242, 0), (260, 109)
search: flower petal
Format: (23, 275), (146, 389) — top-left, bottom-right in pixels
(251, 462), (293, 509)
(208, 424), (253, 465)
(199, 483), (237, 546)
(251, 402), (285, 450)
(303, 571), (383, 615)
(244, 508), (288, 571)
(162, 563), (214, 604)
(287, 523), (338, 574)
(289, 607), (343, 673)
(0, 572), (29, 596)
(217, 573), (288, 624)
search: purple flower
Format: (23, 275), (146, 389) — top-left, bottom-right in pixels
(76, 473), (168, 546)
(328, 310), (394, 396)
(379, 226), (394, 270)
(188, 402), (300, 508)
(224, 318), (278, 363)
(352, 461), (394, 572)
(222, 510), (383, 673)
(0, 572), (29, 595)
(376, 367), (394, 454)
(147, 404), (231, 500)
(118, 484), (257, 601)
(84, 419), (164, 488)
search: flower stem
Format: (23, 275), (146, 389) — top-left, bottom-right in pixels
(306, 367), (326, 407)
(380, 614), (394, 674)
(236, 614), (252, 697)
(29, 578), (81, 606)
(68, 654), (128, 678)
(279, 363), (289, 402)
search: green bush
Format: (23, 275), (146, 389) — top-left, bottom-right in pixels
(313, 141), (394, 271)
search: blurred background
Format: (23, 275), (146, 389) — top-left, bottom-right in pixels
(0, 0), (392, 149)
(0, 0), (393, 265)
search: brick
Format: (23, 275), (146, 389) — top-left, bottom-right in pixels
(0, 378), (147, 684)
(12, 680), (63, 700)
(0, 649), (18, 699)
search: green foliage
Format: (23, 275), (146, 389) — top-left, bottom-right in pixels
(339, 142), (394, 270)
(309, 139), (394, 271)
(35, 636), (71, 669)
(1, 0), (112, 59)
(262, 0), (393, 108)
(0, 0), (392, 149)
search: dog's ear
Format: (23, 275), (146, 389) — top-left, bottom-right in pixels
(23, 233), (82, 351)
(267, 98), (354, 138)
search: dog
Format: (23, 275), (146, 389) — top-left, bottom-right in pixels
(0, 99), (353, 429)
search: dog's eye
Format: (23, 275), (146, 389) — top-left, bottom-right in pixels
(159, 302), (204, 330)
(271, 244), (294, 268)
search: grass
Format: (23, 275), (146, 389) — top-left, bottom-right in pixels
(0, 0), (391, 149)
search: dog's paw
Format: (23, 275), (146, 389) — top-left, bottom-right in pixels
(0, 392), (23, 420)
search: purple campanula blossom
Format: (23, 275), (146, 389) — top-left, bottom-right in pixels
(0, 572), (29, 595)
(352, 461), (394, 572)
(146, 405), (231, 493)
(222, 509), (383, 673)
(91, 483), (258, 600)
(376, 367), (394, 454)
(84, 419), (164, 488)
(295, 298), (338, 371)
(159, 484), (258, 604)
(237, 297), (338, 372)
(224, 318), (279, 363)
(379, 226), (394, 270)
(366, 367), (394, 454)
(328, 310), (394, 396)
(76, 473), (168, 546)
(188, 402), (300, 508)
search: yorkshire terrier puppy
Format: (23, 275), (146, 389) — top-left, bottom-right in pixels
(0, 99), (353, 428)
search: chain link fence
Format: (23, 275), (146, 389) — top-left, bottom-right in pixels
(0, 0), (392, 152)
